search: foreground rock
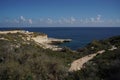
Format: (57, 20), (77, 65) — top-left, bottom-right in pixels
(0, 30), (71, 51)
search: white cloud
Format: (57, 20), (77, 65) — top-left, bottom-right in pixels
(47, 18), (53, 24)
(70, 17), (76, 24)
(89, 15), (103, 23)
(20, 16), (26, 21)
(40, 19), (43, 22)
(1, 15), (120, 27)
(79, 19), (83, 23)
(71, 17), (75, 21)
(58, 19), (62, 24)
(90, 17), (95, 22)
(61, 17), (76, 24)
(62, 18), (70, 23)
(84, 18), (89, 23)
(28, 19), (32, 24)
(96, 15), (101, 21)
(116, 19), (120, 23)
(14, 19), (19, 23)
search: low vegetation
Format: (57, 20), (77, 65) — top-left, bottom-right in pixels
(77, 35), (120, 57)
(32, 32), (47, 37)
(66, 49), (120, 80)
(0, 31), (120, 80)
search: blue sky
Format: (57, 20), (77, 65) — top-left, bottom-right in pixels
(0, 0), (120, 27)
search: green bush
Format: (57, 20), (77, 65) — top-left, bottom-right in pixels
(66, 49), (120, 80)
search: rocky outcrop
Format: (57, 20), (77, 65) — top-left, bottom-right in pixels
(47, 38), (72, 44)
(0, 30), (71, 51)
(32, 35), (48, 43)
(32, 36), (71, 51)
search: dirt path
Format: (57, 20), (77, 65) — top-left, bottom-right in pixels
(69, 50), (105, 72)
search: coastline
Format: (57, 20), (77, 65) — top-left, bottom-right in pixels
(0, 29), (120, 80)
(0, 30), (72, 51)
(0, 27), (120, 50)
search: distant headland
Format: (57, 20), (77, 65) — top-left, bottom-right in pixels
(0, 30), (72, 51)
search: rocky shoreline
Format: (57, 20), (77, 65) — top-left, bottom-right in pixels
(0, 30), (72, 51)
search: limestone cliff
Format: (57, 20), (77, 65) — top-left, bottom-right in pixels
(0, 30), (71, 51)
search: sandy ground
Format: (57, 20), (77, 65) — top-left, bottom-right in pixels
(69, 50), (105, 72)
(69, 46), (117, 72)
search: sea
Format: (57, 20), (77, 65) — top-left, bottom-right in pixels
(0, 27), (120, 50)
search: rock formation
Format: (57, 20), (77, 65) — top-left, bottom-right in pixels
(0, 30), (71, 51)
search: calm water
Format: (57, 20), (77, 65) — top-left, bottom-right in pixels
(0, 27), (120, 50)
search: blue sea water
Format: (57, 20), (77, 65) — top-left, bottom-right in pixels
(0, 27), (120, 50)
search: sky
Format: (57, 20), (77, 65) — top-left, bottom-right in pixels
(0, 0), (120, 27)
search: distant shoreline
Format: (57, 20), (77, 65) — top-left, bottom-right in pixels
(0, 27), (120, 50)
